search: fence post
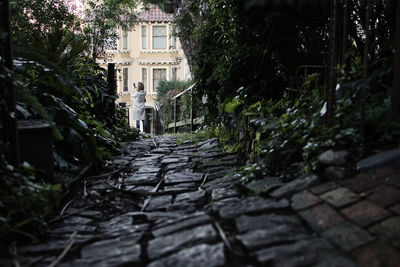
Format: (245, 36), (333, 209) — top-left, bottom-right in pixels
(174, 98), (177, 134)
(190, 87), (193, 133)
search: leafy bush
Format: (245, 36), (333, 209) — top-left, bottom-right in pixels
(0, 0), (140, 247)
(0, 159), (61, 246)
(156, 79), (195, 131)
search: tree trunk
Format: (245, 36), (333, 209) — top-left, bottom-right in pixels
(392, 0), (400, 121)
(342, 0), (349, 65)
(327, 0), (338, 124)
(361, 0), (371, 138)
(107, 63), (116, 117)
(0, 0), (20, 165)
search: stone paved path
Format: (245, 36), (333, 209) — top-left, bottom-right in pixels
(5, 136), (400, 266)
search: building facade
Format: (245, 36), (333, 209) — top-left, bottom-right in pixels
(105, 6), (191, 133)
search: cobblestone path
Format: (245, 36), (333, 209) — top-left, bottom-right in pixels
(7, 136), (400, 266)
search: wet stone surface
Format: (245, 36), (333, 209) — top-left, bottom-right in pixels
(147, 224), (218, 260)
(147, 242), (225, 267)
(9, 135), (395, 267)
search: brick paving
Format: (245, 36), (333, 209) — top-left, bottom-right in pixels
(2, 136), (399, 267)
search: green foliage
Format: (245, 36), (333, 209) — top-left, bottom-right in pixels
(1, 0), (141, 246)
(175, 0), (332, 123)
(83, 0), (140, 59)
(0, 160), (61, 246)
(156, 79), (194, 130)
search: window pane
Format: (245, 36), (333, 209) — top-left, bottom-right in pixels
(172, 67), (177, 80)
(153, 69), (166, 91)
(153, 26), (166, 36)
(141, 26), (147, 49)
(142, 68), (147, 92)
(152, 26), (166, 49)
(122, 30), (128, 50)
(123, 68), (128, 91)
(153, 37), (166, 49)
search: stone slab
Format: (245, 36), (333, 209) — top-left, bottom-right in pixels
(369, 217), (400, 247)
(211, 187), (240, 201)
(136, 166), (161, 174)
(218, 197), (289, 220)
(353, 240), (400, 267)
(323, 221), (374, 251)
(174, 189), (207, 205)
(252, 238), (342, 266)
(367, 185), (400, 207)
(313, 257), (360, 267)
(357, 149), (400, 171)
(165, 162), (195, 172)
(146, 195), (173, 211)
(151, 147), (172, 154)
(318, 149), (349, 166)
(19, 241), (68, 254)
(202, 160), (238, 168)
(236, 224), (308, 250)
(340, 174), (381, 193)
(389, 203), (400, 215)
(147, 224), (218, 260)
(99, 214), (133, 231)
(62, 216), (92, 225)
(51, 225), (96, 235)
(310, 181), (338, 195)
(270, 175), (319, 198)
(245, 177), (283, 194)
(320, 187), (359, 208)
(204, 175), (240, 189)
(80, 235), (142, 262)
(341, 200), (391, 227)
(164, 171), (204, 184)
(152, 214), (211, 237)
(147, 243), (225, 267)
(124, 174), (160, 185)
(291, 190), (322, 210)
(235, 213), (302, 233)
(385, 172), (400, 188)
(299, 203), (345, 232)
(161, 157), (189, 164)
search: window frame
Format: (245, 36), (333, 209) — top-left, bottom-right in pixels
(122, 67), (129, 92)
(152, 25), (167, 50)
(122, 30), (128, 50)
(151, 67), (168, 92)
(141, 67), (148, 92)
(171, 67), (177, 80)
(141, 25), (147, 50)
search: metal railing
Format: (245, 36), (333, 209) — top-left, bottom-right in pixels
(164, 83), (204, 133)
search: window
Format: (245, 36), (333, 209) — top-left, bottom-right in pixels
(122, 30), (128, 50)
(152, 26), (166, 49)
(153, 69), (166, 91)
(141, 25), (147, 49)
(122, 68), (128, 92)
(171, 67), (177, 80)
(142, 68), (148, 92)
(170, 25), (176, 49)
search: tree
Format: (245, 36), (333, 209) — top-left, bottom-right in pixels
(82, 0), (140, 60)
(393, 0), (400, 121)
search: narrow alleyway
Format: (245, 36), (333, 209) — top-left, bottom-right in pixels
(5, 135), (400, 266)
